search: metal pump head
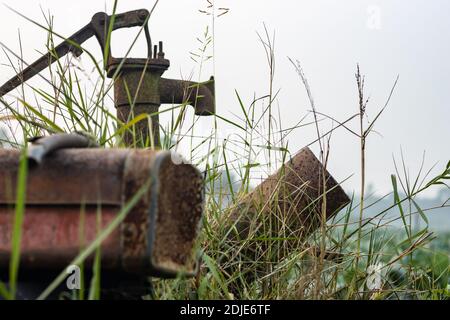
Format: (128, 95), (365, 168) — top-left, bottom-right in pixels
(0, 9), (216, 147)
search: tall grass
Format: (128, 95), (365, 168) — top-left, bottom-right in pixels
(7, 148), (27, 299)
(0, 1), (449, 300)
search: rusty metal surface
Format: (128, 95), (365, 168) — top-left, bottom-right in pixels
(159, 77), (215, 116)
(91, 10), (153, 65)
(225, 147), (350, 284)
(120, 149), (154, 273)
(119, 150), (204, 276)
(106, 57), (170, 78)
(231, 147), (350, 240)
(110, 57), (167, 146)
(117, 104), (161, 147)
(0, 206), (121, 269)
(0, 148), (204, 277)
(0, 149), (129, 205)
(149, 152), (204, 277)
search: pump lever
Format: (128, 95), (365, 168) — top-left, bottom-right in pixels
(0, 9), (151, 97)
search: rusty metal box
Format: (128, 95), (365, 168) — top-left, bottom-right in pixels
(0, 148), (204, 277)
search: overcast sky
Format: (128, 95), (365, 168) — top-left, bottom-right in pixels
(0, 0), (449, 197)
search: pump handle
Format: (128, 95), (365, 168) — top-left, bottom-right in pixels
(0, 9), (152, 97)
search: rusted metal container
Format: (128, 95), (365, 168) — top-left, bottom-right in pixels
(0, 148), (204, 277)
(224, 147), (350, 284)
(231, 147), (349, 238)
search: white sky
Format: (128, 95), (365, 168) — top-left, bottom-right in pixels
(0, 0), (449, 197)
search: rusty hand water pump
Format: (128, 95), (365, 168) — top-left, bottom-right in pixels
(0, 8), (215, 147)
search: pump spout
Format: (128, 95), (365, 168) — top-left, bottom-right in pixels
(159, 76), (215, 115)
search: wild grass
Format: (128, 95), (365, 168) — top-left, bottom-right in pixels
(0, 1), (449, 300)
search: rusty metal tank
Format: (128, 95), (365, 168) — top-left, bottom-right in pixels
(0, 146), (204, 278)
(224, 147), (350, 287)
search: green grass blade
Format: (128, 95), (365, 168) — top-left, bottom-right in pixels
(9, 148), (28, 299)
(235, 90), (252, 129)
(0, 281), (12, 300)
(88, 206), (102, 300)
(391, 174), (411, 239)
(19, 99), (64, 133)
(102, 0), (118, 69)
(411, 199), (429, 225)
(202, 253), (231, 299)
